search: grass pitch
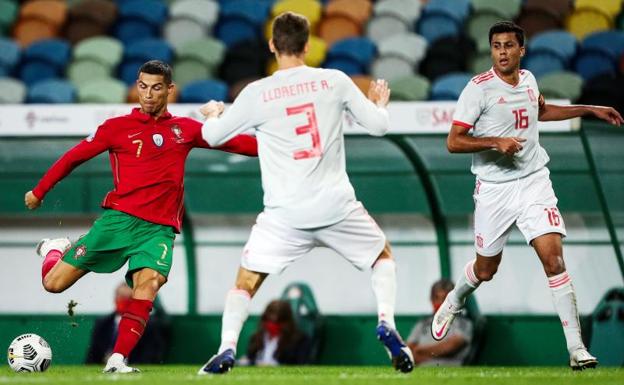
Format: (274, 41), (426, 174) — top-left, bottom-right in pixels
(1, 365), (622, 385)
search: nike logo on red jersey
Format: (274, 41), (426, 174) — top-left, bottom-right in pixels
(128, 132), (142, 138)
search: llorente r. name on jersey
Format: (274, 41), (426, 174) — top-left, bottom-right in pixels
(452, 68), (550, 183)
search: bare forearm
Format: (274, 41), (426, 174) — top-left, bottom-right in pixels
(447, 133), (498, 153)
(539, 104), (593, 122)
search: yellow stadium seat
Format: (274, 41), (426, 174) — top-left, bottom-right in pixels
(305, 35), (327, 67)
(566, 9), (612, 40)
(575, 0), (622, 18)
(271, 0), (322, 29)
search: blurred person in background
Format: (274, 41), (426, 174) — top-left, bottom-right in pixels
(244, 300), (312, 366)
(86, 283), (171, 365)
(407, 279), (472, 366)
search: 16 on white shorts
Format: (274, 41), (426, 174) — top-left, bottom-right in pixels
(473, 167), (566, 256)
(241, 203), (387, 274)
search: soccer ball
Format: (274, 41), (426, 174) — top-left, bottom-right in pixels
(7, 334), (52, 372)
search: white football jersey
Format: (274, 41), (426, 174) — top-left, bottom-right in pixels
(453, 68), (550, 182)
(202, 65), (389, 229)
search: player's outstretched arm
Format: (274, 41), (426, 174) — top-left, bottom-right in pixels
(344, 76), (390, 136)
(447, 124), (525, 156)
(200, 86), (256, 147)
(24, 191), (42, 210)
(539, 97), (623, 126)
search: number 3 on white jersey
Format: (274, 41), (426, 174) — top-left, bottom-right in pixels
(287, 103), (322, 160)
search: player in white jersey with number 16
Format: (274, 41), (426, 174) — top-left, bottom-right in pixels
(431, 21), (623, 370)
(196, 12), (414, 375)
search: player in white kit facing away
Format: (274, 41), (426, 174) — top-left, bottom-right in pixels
(431, 21), (623, 370)
(197, 12), (414, 374)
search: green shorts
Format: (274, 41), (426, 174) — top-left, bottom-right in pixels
(63, 210), (175, 286)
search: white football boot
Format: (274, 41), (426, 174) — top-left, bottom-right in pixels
(431, 295), (463, 341)
(36, 238), (71, 258)
(103, 353), (140, 374)
(569, 348), (598, 370)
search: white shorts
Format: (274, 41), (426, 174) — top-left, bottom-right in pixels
(241, 203), (387, 274)
(473, 167), (566, 256)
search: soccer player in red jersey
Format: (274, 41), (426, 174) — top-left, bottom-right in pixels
(23, 60), (258, 373)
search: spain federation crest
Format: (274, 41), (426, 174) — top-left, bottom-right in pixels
(152, 133), (164, 147)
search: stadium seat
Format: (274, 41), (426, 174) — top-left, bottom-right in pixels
(516, 6), (561, 39)
(365, 14), (411, 45)
(228, 76), (261, 100)
(418, 0), (470, 43)
(431, 72), (472, 100)
(180, 79), (229, 103)
(27, 79), (76, 103)
(0, 38), (20, 77)
(525, 0), (572, 19)
(176, 37), (226, 71)
(470, 0), (521, 19)
(68, 60), (113, 86)
(371, 56), (413, 82)
(324, 37), (376, 76)
(20, 0), (68, 30)
(220, 39), (271, 85)
(420, 35), (474, 81)
(575, 0), (622, 19)
(350, 74), (373, 95)
(574, 31), (624, 81)
(119, 39), (174, 85)
(318, 15), (361, 48)
(466, 12), (505, 53)
(170, 0), (219, 30)
(523, 52), (566, 79)
(528, 30), (577, 65)
(589, 287), (624, 366)
(73, 36), (124, 69)
(582, 31), (624, 62)
(377, 32), (428, 66)
(19, 39), (71, 86)
(578, 74), (624, 112)
(164, 18), (205, 51)
(77, 77), (127, 103)
(389, 74), (430, 101)
(216, 0), (270, 47)
(172, 59), (211, 89)
(305, 36), (328, 68)
(271, 0), (322, 30)
(566, 8), (612, 40)
(65, 0), (118, 45)
(280, 282), (324, 364)
(470, 51), (492, 74)
(373, 0), (422, 25)
(0, 77), (26, 104)
(0, 0), (18, 36)
(13, 18), (58, 48)
(114, 0), (167, 45)
(538, 71), (583, 102)
(325, 0), (373, 27)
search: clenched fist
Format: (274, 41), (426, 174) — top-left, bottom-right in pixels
(24, 190), (42, 210)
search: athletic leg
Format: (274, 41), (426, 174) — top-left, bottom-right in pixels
(42, 260), (88, 293)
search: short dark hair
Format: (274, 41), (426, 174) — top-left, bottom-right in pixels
(431, 278), (454, 299)
(138, 60), (172, 84)
(489, 21), (525, 47)
(272, 11), (309, 56)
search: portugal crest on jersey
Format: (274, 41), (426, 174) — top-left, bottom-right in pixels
(171, 125), (183, 142)
(152, 133), (164, 147)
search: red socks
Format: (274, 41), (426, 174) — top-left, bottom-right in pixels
(112, 298), (153, 358)
(41, 250), (62, 280)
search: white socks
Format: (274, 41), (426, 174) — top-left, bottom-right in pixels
(371, 258), (397, 329)
(218, 289), (251, 354)
(548, 271), (584, 353)
(448, 259), (481, 307)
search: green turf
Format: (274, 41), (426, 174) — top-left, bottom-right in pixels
(1, 366), (623, 385)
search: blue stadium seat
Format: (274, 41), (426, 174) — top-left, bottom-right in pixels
(431, 72), (472, 100)
(0, 37), (19, 77)
(581, 31), (624, 61)
(19, 39), (71, 86)
(324, 38), (377, 75)
(574, 52), (617, 81)
(524, 51), (566, 78)
(119, 39), (174, 85)
(27, 79), (76, 103)
(528, 30), (577, 64)
(114, 0), (168, 45)
(417, 14), (461, 44)
(180, 79), (229, 103)
(216, 0), (270, 47)
(424, 0), (470, 22)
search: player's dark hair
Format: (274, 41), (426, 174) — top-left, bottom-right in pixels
(489, 21), (525, 47)
(272, 11), (309, 56)
(431, 278), (454, 299)
(138, 60), (172, 85)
